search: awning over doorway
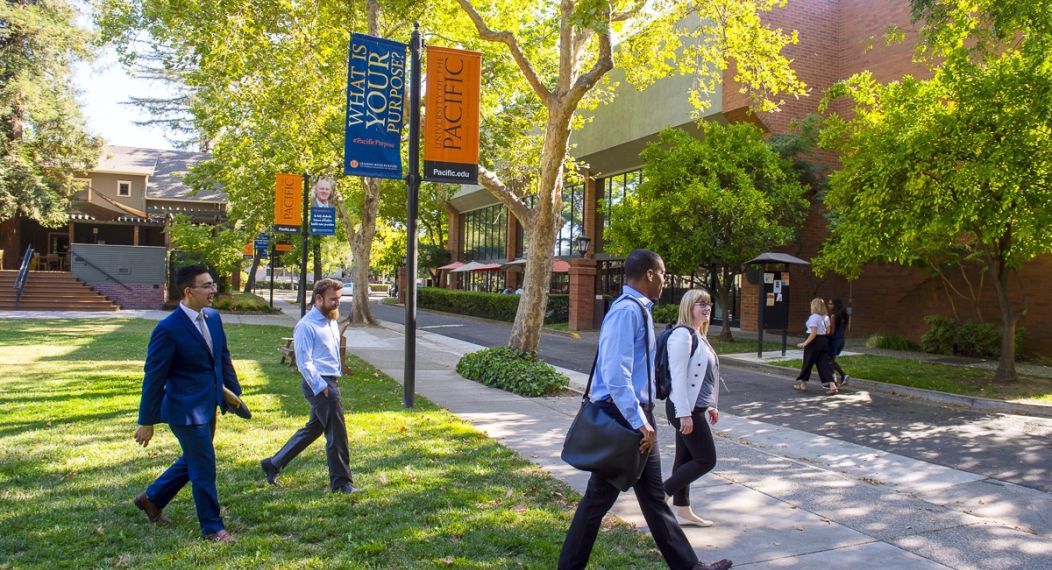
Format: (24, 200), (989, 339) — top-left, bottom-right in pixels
(450, 261), (503, 273)
(436, 261), (465, 271)
(71, 187), (148, 221)
(501, 258), (572, 273)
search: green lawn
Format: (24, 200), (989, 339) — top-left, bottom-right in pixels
(706, 338), (784, 355)
(768, 354), (1052, 404)
(0, 319), (663, 568)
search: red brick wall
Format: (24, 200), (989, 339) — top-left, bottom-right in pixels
(445, 205), (462, 262)
(731, 1), (1052, 356)
(92, 282), (165, 310)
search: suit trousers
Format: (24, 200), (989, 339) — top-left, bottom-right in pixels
(269, 377), (353, 490)
(146, 417), (223, 535)
(558, 404), (698, 570)
(663, 401), (717, 508)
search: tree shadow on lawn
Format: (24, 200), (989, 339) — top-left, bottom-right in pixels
(728, 380), (1052, 493)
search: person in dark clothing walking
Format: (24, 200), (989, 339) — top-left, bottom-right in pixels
(826, 298), (850, 385)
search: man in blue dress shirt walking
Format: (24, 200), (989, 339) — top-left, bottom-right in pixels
(558, 250), (732, 570)
(133, 264), (242, 543)
(260, 278), (359, 494)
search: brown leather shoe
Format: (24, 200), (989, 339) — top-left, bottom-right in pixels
(134, 492), (171, 525)
(693, 560), (733, 570)
(204, 529), (236, 543)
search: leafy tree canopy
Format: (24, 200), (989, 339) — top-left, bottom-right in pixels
(815, 0), (1052, 382)
(607, 123), (807, 274)
(0, 0), (101, 226)
(606, 122), (808, 339)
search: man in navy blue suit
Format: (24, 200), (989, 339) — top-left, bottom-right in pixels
(133, 265), (242, 543)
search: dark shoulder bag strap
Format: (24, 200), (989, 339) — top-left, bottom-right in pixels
(583, 294), (630, 400)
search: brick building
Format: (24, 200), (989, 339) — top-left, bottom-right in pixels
(440, 0), (1051, 355)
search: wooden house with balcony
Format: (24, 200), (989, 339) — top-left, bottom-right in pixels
(0, 145), (226, 310)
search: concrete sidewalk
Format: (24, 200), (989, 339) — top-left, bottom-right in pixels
(348, 320), (1052, 569)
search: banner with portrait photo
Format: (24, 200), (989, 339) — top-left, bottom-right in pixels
(344, 33), (407, 179)
(309, 177), (336, 236)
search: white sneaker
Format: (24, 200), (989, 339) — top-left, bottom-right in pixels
(675, 507), (714, 527)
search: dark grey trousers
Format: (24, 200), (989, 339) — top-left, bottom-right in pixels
(268, 377), (353, 490)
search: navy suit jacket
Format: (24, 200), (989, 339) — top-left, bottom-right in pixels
(138, 307), (242, 426)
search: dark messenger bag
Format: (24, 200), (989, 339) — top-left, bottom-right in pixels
(561, 296), (651, 492)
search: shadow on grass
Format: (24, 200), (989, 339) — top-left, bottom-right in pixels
(0, 318), (665, 569)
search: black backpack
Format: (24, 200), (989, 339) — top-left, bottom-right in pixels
(654, 324), (699, 400)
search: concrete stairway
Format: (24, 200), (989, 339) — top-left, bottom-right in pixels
(0, 270), (120, 311)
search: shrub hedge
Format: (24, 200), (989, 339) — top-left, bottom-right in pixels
(921, 315), (1027, 359)
(212, 292), (276, 313)
(652, 304), (679, 324)
(456, 347), (569, 396)
(865, 333), (922, 352)
(417, 287), (569, 324)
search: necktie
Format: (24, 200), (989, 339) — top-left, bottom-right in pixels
(197, 312), (213, 354)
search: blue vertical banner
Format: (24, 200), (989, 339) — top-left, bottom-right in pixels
(344, 33), (407, 179)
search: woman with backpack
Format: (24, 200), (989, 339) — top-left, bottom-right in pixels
(662, 289), (722, 528)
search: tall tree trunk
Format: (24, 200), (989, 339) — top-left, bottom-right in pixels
(243, 251), (261, 293)
(508, 108), (569, 354)
(338, 0), (383, 327)
(348, 178), (380, 325)
(990, 258), (1022, 383)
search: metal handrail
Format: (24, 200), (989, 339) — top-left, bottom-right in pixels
(14, 244), (34, 306)
(70, 250), (133, 291)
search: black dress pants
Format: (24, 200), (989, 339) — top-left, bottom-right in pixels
(268, 377), (353, 490)
(558, 402), (698, 570)
(796, 336), (836, 386)
(663, 401), (717, 508)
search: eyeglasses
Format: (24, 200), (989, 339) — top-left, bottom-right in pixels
(193, 282), (217, 290)
(694, 302), (713, 309)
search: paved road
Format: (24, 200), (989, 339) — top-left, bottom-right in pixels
(363, 299), (1052, 494)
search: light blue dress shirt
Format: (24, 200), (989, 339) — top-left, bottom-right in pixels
(294, 307), (343, 395)
(588, 285), (656, 430)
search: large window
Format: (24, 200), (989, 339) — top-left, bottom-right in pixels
(461, 203), (506, 261)
(601, 169), (643, 230)
(555, 183), (584, 257)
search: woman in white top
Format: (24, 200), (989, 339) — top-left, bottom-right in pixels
(662, 289), (721, 527)
(793, 297), (838, 395)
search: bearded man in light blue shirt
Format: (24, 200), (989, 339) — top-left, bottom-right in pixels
(559, 249), (732, 570)
(260, 278), (361, 494)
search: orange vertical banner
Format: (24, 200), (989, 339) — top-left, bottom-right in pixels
(423, 46), (481, 185)
(273, 173), (302, 232)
